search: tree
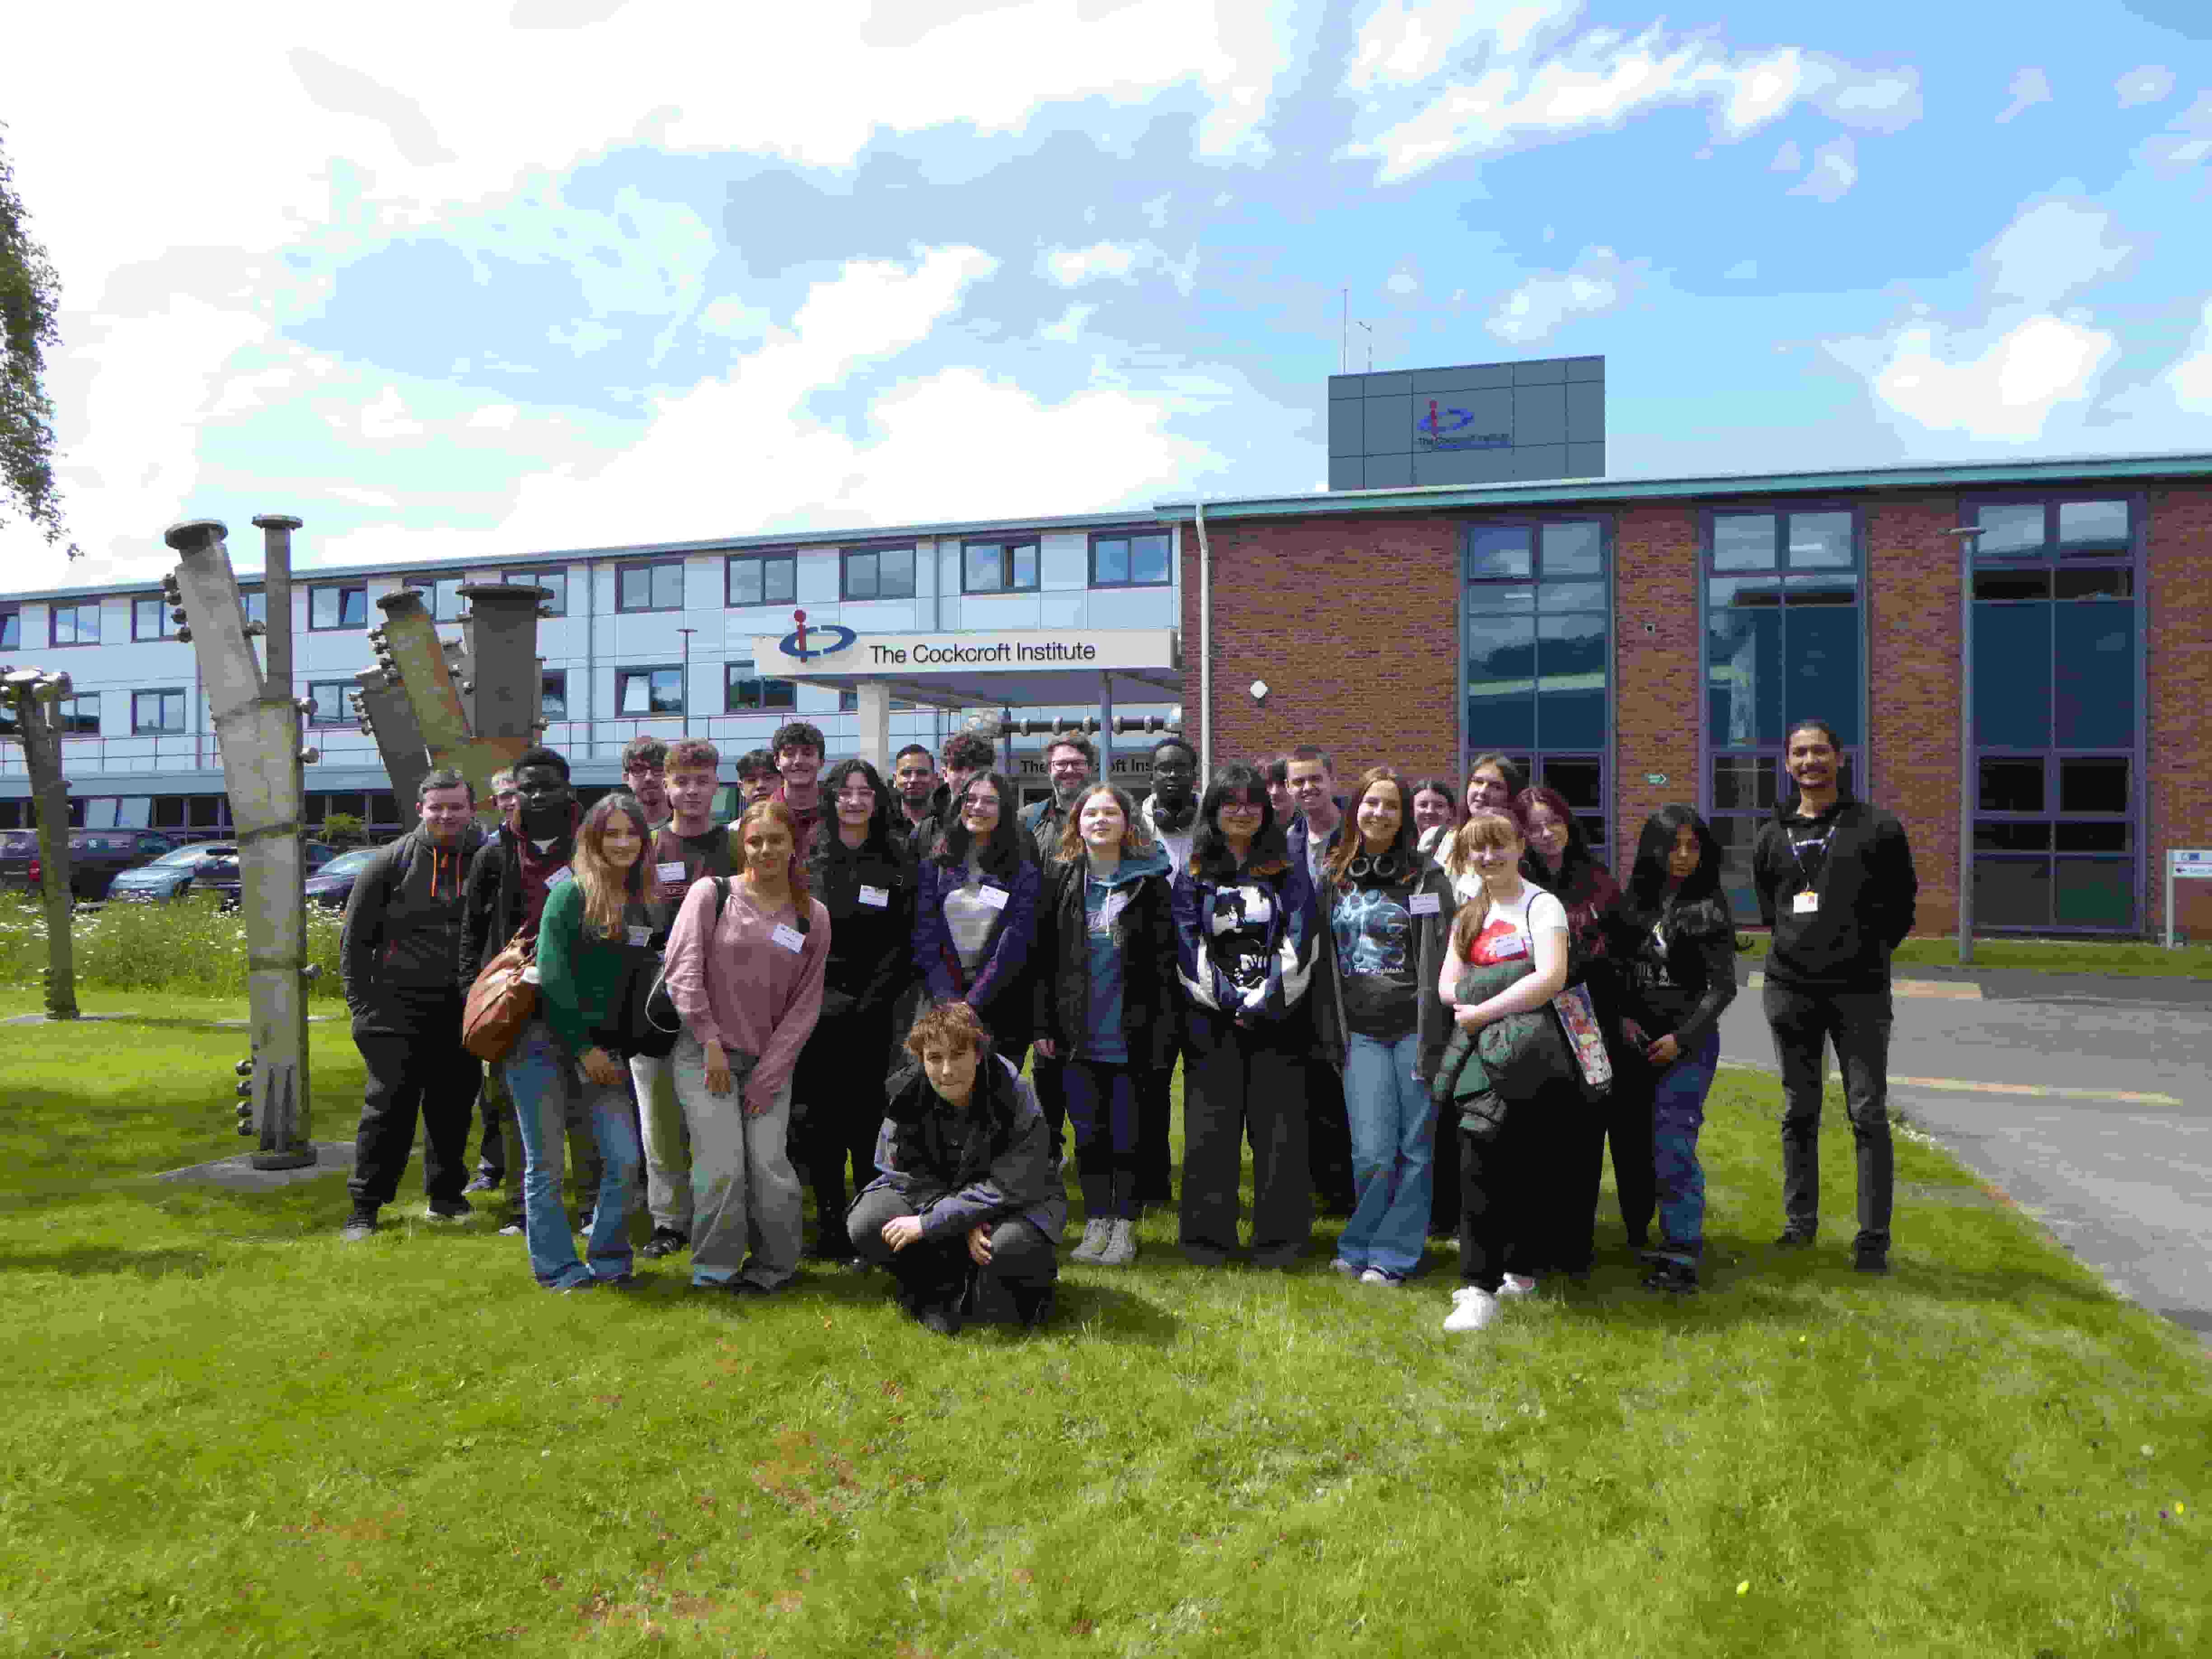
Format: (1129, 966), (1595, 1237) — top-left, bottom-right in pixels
(0, 120), (76, 559)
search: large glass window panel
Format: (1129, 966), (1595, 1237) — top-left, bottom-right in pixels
(1708, 815), (1761, 918)
(1541, 757), (1602, 811)
(1974, 569), (2050, 601)
(1973, 605), (2051, 748)
(1466, 613), (1537, 750)
(1535, 613), (1606, 749)
(540, 672), (567, 722)
(1786, 606), (1860, 744)
(508, 568), (566, 614)
(1708, 576), (1784, 609)
(1975, 858), (2050, 927)
(1537, 580), (1605, 611)
(0, 609), (17, 650)
(1466, 584), (1536, 614)
(2055, 822), (2129, 852)
(1708, 607), (1781, 748)
(1973, 503), (2045, 556)
(1011, 544), (1038, 588)
(2054, 858), (2132, 926)
(2053, 604), (2134, 747)
(619, 668), (683, 714)
(2057, 500), (2130, 553)
(1465, 526), (1532, 578)
(879, 546), (916, 597)
(1540, 522), (1601, 576)
(845, 551), (878, 599)
(1786, 513), (1854, 567)
(2059, 757), (2128, 815)
(1711, 515), (1775, 571)
(964, 544), (1000, 590)
(2053, 567), (2132, 600)
(1975, 821), (2051, 852)
(1711, 756), (1777, 812)
(1979, 757), (2045, 812)
(1129, 533), (1171, 585)
(1784, 571), (1857, 604)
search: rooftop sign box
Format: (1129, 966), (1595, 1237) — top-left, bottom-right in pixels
(753, 624), (1178, 700)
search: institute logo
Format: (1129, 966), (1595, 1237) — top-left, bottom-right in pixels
(780, 609), (856, 661)
(1416, 399), (1511, 451)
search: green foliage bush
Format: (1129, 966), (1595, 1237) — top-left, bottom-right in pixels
(0, 894), (347, 999)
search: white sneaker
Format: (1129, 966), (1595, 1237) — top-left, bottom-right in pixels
(1444, 1286), (1499, 1332)
(1496, 1273), (1538, 1299)
(1070, 1218), (1112, 1265)
(1359, 1267), (1404, 1288)
(1330, 1256), (1362, 1277)
(1098, 1217), (1138, 1267)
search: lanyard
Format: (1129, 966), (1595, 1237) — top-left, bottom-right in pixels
(1787, 826), (1834, 889)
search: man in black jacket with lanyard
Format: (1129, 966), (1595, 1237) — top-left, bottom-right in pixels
(338, 768), (484, 1241)
(1753, 718), (1918, 1274)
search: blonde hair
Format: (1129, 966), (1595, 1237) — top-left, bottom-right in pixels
(730, 799), (814, 915)
(1054, 782), (1154, 864)
(1447, 808), (1529, 956)
(573, 793), (650, 939)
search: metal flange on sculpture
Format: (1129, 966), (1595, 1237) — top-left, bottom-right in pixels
(163, 515), (320, 1168)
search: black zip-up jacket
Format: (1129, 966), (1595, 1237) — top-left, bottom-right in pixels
(863, 1053), (1067, 1244)
(339, 824), (482, 1033)
(1752, 794), (1917, 993)
(1030, 848), (1181, 1072)
(459, 820), (576, 991)
(1604, 893), (1739, 1054)
(810, 833), (918, 1023)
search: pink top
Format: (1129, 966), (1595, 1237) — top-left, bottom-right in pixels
(664, 876), (831, 1110)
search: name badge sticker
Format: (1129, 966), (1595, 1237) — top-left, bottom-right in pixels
(627, 925), (651, 948)
(772, 923), (806, 953)
(656, 861), (687, 885)
(1489, 934), (1528, 961)
(978, 884), (1010, 912)
(1409, 891), (1442, 917)
(858, 885), (890, 908)
(1793, 890), (1820, 915)
(545, 866), (573, 888)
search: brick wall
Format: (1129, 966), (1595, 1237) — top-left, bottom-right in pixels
(1865, 495), (1964, 936)
(2147, 482), (2212, 942)
(1612, 505), (1701, 838)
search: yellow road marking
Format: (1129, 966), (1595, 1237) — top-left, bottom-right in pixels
(1718, 1059), (2181, 1108)
(1744, 970), (1982, 999)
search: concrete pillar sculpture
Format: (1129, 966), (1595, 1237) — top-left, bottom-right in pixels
(0, 667), (80, 1020)
(162, 516), (316, 1169)
(364, 582), (551, 816)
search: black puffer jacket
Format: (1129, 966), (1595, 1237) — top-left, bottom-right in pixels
(1030, 844), (1181, 1072)
(860, 1054), (1067, 1244)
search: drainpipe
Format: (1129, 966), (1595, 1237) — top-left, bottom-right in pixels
(1194, 501), (1213, 781)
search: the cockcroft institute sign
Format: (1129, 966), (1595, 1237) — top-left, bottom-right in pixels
(755, 622), (1176, 680)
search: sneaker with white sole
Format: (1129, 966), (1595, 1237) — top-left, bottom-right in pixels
(1097, 1217), (1138, 1267)
(1359, 1266), (1405, 1288)
(1329, 1256), (1362, 1278)
(1069, 1218), (1113, 1265)
(1496, 1273), (1538, 1299)
(1443, 1285), (1500, 1332)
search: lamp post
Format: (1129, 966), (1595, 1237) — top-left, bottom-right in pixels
(1944, 524), (1987, 965)
(677, 627), (697, 738)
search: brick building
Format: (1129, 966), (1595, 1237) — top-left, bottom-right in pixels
(1162, 450), (2212, 942)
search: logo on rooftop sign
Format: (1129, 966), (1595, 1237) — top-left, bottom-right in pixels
(780, 609), (857, 662)
(1417, 399), (1510, 451)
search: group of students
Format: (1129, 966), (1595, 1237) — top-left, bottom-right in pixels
(339, 712), (1917, 1339)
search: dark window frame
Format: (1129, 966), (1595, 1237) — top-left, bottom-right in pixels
(47, 600), (103, 647)
(403, 574), (467, 621)
(309, 584), (368, 632)
(724, 661), (797, 713)
(539, 669), (568, 723)
(57, 693), (101, 735)
(961, 539), (1041, 594)
(840, 544), (916, 602)
(724, 552), (797, 609)
(0, 606), (18, 651)
(1088, 529), (1174, 589)
(131, 688), (188, 734)
(132, 596), (180, 641)
(616, 664), (686, 717)
(305, 681), (355, 728)
(616, 560), (687, 614)
(505, 567), (568, 615)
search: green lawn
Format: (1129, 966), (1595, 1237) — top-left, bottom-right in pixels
(1735, 933), (2212, 979)
(3, 994), (2206, 1657)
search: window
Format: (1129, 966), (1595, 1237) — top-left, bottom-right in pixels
(404, 575), (466, 620)
(49, 601), (101, 646)
(618, 560), (686, 612)
(1090, 531), (1172, 588)
(0, 607), (17, 650)
(540, 670), (567, 722)
(57, 694), (101, 735)
(841, 546), (914, 601)
(725, 661), (796, 712)
(1966, 496), (2139, 931)
(963, 539), (1039, 593)
(132, 690), (187, 733)
(305, 682), (354, 726)
(617, 666), (684, 716)
(726, 553), (796, 608)
(239, 588), (267, 628)
(505, 567), (567, 614)
(132, 597), (180, 640)
(1702, 508), (1863, 921)
(309, 584), (367, 630)
(1464, 518), (1612, 862)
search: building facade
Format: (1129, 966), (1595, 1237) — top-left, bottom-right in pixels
(1328, 355), (1605, 491)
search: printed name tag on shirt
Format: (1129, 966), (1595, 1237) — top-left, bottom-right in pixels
(1793, 890), (1820, 915)
(656, 861), (687, 885)
(1409, 891), (1442, 916)
(978, 884), (1009, 911)
(858, 885), (890, 908)
(771, 923), (806, 953)
(627, 925), (651, 948)
(1489, 933), (1528, 960)
(545, 866), (573, 888)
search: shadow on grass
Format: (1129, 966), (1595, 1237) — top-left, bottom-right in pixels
(2, 1244), (215, 1279)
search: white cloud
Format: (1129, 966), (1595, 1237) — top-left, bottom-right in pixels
(1819, 69), (1921, 133)
(1344, 0), (1575, 91)
(1997, 67), (2050, 124)
(1985, 198), (2135, 308)
(2137, 92), (2212, 169)
(466, 405), (521, 431)
(358, 385), (427, 441)
(1037, 240), (1200, 295)
(1771, 139), (1803, 172)
(1485, 245), (1644, 345)
(1788, 137), (1857, 202)
(1829, 314), (2118, 442)
(1039, 304), (1097, 345)
(2162, 300), (2212, 414)
(2115, 66), (2175, 108)
(1385, 267), (1420, 295)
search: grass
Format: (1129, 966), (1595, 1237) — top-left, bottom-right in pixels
(2, 991), (2207, 1657)
(0, 895), (347, 1002)
(1736, 933), (2212, 979)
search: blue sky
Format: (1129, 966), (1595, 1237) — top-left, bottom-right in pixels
(5, 0), (2208, 588)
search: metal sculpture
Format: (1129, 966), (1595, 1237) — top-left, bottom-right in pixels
(0, 666), (79, 1020)
(162, 516), (317, 1168)
(359, 581), (548, 814)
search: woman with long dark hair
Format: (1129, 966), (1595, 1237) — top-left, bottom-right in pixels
(1410, 776), (1461, 860)
(1313, 767), (1457, 1287)
(1519, 783), (1639, 1266)
(792, 759), (915, 1264)
(1172, 763), (1318, 1268)
(1464, 753), (1526, 819)
(663, 798), (830, 1295)
(525, 792), (651, 1291)
(1031, 782), (1178, 1267)
(913, 771), (1041, 1068)
(1607, 805), (1738, 1292)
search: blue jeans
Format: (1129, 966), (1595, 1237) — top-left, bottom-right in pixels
(502, 1018), (642, 1289)
(1064, 1059), (1140, 1221)
(1650, 1029), (1720, 1264)
(1338, 1030), (1435, 1278)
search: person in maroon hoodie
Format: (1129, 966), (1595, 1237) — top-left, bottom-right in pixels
(768, 720), (828, 853)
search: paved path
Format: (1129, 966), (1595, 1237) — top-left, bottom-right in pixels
(1718, 970), (2212, 1339)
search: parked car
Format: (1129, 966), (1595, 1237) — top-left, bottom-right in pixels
(0, 828), (186, 901)
(193, 842), (342, 909)
(104, 841), (241, 903)
(305, 847), (382, 911)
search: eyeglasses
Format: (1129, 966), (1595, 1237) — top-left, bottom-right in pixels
(836, 788), (877, 803)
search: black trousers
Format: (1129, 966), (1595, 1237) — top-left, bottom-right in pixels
(1456, 1077), (1593, 1285)
(848, 1186), (1056, 1324)
(1599, 1059), (1657, 1246)
(1307, 1046), (1355, 1214)
(792, 1006), (897, 1256)
(1179, 1009), (1311, 1265)
(1765, 980), (1895, 1252)
(1031, 1052), (1069, 1162)
(1134, 1051), (1178, 1203)
(349, 1008), (482, 1209)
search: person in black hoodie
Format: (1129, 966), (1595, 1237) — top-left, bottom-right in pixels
(1752, 718), (1917, 1274)
(792, 759), (916, 1263)
(338, 768), (484, 1241)
(1607, 805), (1739, 1293)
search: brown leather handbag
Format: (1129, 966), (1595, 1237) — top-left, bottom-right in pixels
(463, 936), (537, 1063)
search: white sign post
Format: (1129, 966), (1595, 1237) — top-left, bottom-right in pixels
(2167, 849), (2212, 948)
